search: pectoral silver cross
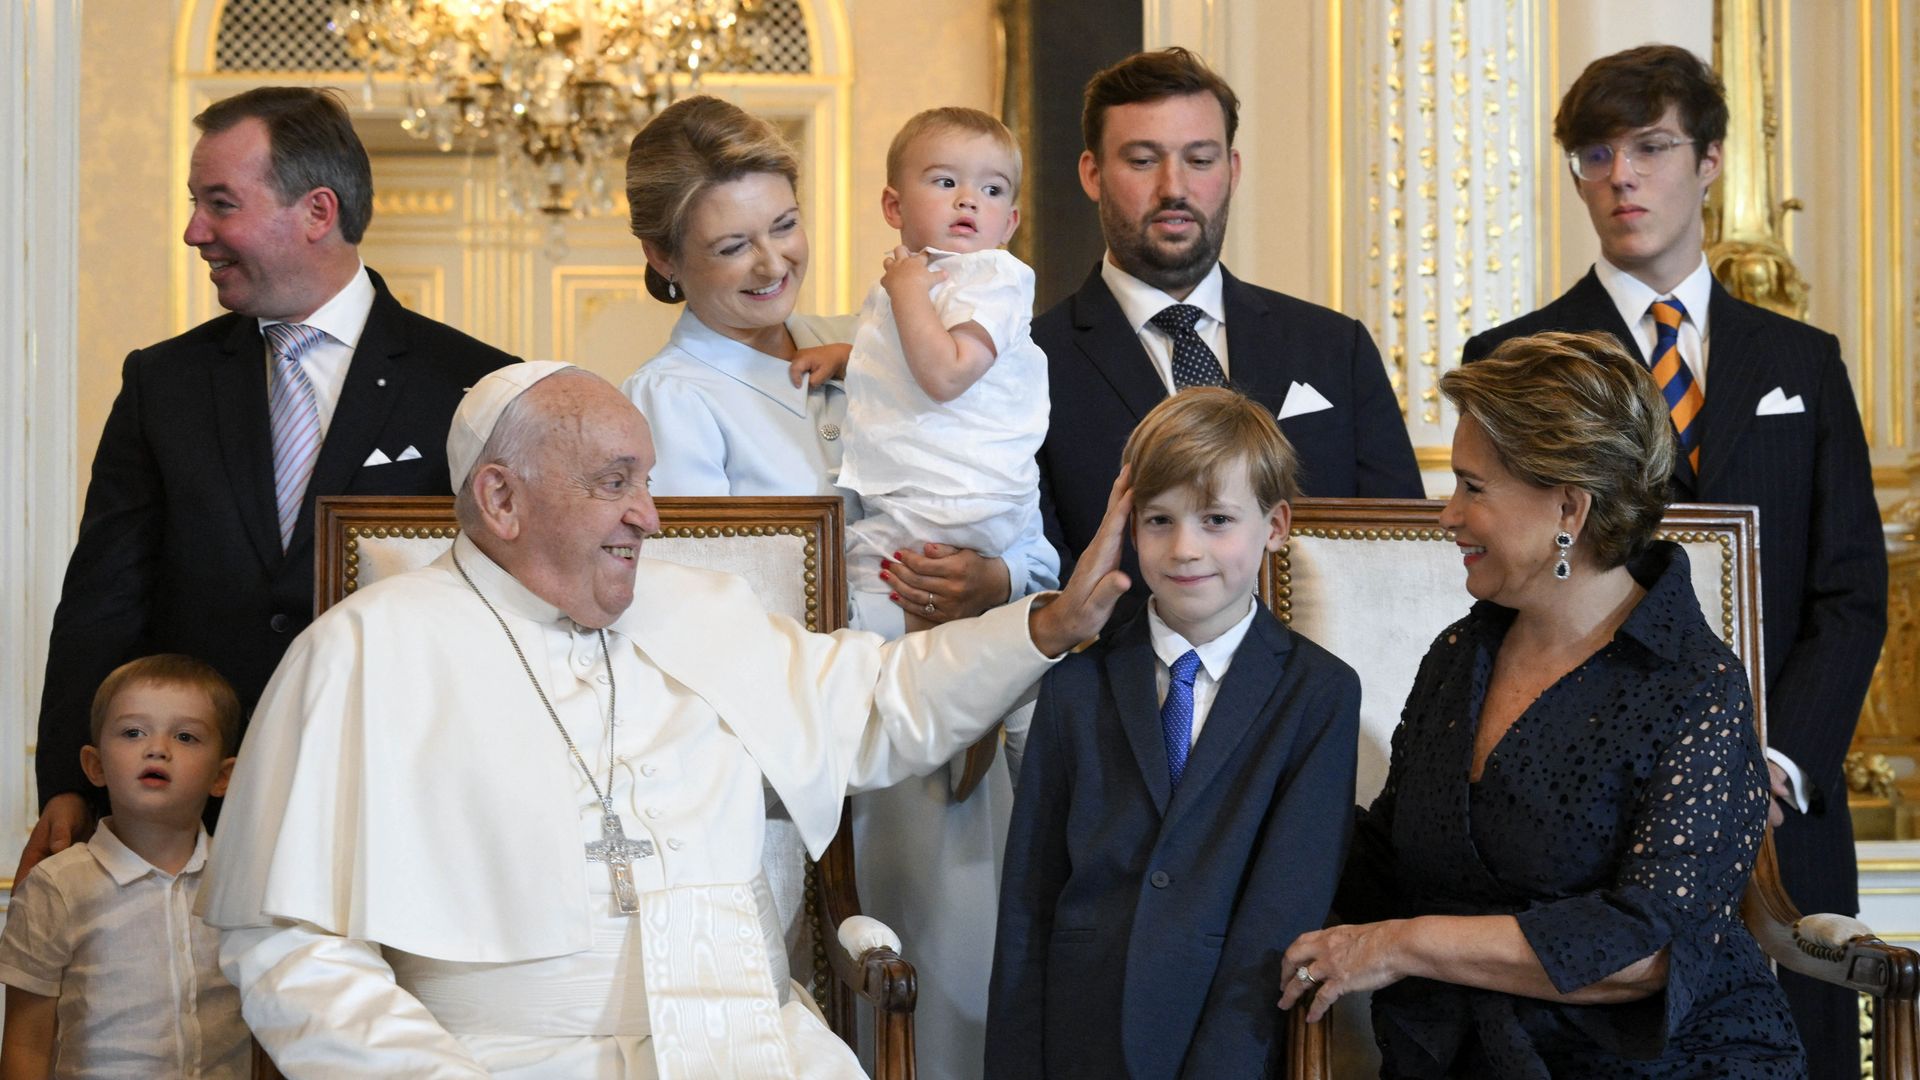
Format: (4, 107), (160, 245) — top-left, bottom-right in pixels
(584, 810), (654, 915)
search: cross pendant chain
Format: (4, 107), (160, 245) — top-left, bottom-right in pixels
(584, 805), (655, 915)
(455, 551), (658, 918)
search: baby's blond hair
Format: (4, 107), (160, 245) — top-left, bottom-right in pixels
(885, 107), (1023, 198)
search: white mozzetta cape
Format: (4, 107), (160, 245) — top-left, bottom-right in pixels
(202, 536), (1051, 964)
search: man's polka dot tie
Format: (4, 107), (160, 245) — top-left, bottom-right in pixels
(1148, 303), (1226, 389)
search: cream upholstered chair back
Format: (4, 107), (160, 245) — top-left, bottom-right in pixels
(1261, 498), (1765, 808)
(317, 495), (843, 629)
(313, 493), (846, 998)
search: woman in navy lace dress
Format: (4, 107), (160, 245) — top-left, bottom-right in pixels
(1279, 331), (1805, 1078)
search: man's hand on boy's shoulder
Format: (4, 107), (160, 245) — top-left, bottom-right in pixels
(10, 794), (94, 894)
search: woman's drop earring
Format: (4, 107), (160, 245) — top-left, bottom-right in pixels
(667, 276), (678, 301)
(1554, 531), (1573, 580)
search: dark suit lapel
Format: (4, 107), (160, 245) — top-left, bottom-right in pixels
(210, 317), (284, 569)
(1070, 268), (1168, 424)
(1105, 614), (1174, 816)
(1561, 269), (1647, 365)
(1220, 270), (1286, 404)
(1164, 607), (1292, 829)
(300, 273), (410, 544)
(1694, 284), (1777, 495)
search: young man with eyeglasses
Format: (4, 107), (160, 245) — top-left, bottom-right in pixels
(1463, 44), (1885, 1080)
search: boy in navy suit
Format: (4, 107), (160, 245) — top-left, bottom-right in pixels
(988, 387), (1360, 1078)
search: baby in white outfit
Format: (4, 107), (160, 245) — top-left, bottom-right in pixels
(791, 107), (1050, 636)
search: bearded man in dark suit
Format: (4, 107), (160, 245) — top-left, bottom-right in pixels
(1034, 47), (1423, 617)
(1462, 46), (1885, 1079)
(16, 86), (517, 884)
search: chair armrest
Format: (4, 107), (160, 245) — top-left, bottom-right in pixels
(835, 916), (916, 1013)
(815, 804), (919, 1017)
(1743, 832), (1920, 998)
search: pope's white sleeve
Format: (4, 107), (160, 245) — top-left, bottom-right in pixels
(837, 593), (1057, 792)
(221, 921), (490, 1078)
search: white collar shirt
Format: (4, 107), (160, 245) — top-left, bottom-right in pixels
(0, 819), (248, 1079)
(1594, 255), (1714, 390)
(1147, 595), (1258, 747)
(1101, 257), (1229, 391)
(258, 261), (376, 436)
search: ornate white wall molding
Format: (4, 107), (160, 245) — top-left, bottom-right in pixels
(1, 0), (81, 897)
(1348, 0), (1539, 462)
(1142, 1), (1537, 479)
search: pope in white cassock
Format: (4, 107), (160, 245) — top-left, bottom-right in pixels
(200, 362), (1133, 1078)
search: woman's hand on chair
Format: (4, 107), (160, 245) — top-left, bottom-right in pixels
(1278, 920), (1410, 1023)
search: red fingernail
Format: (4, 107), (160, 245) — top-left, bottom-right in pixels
(880, 558), (892, 570)
(879, 569), (891, 581)
(889, 592), (900, 601)
(892, 551), (904, 560)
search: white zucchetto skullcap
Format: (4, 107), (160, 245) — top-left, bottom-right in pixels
(447, 361), (578, 493)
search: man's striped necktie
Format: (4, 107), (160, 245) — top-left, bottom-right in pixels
(265, 322), (327, 550)
(1649, 297), (1704, 474)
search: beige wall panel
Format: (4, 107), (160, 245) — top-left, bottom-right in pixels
(1145, 0), (1326, 305)
(75, 0), (181, 500)
(844, 0), (1000, 310)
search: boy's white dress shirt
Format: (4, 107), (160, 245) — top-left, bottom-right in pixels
(1148, 595), (1260, 747)
(0, 818), (249, 1079)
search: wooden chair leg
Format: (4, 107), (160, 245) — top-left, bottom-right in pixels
(1286, 1002), (1331, 1080)
(1878, 991), (1920, 1080)
(252, 1039), (281, 1080)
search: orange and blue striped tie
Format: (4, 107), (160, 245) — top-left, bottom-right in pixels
(1649, 298), (1703, 473)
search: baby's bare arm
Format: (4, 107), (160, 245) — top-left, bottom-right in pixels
(883, 247), (998, 402)
(0, 985), (57, 1080)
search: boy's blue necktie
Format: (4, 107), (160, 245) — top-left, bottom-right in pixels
(1162, 650), (1201, 789)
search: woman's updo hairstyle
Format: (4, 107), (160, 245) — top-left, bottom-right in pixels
(1438, 330), (1674, 569)
(626, 95), (800, 304)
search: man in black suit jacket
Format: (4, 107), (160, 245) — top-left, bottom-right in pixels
(1034, 47), (1422, 606)
(1462, 47), (1885, 1079)
(18, 87), (516, 884)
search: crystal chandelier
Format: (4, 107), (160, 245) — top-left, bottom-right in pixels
(329, 1), (764, 231)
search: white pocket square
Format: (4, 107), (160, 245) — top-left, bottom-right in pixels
(396, 445), (423, 462)
(1277, 381), (1335, 421)
(1755, 387), (1805, 416)
(363, 448), (393, 467)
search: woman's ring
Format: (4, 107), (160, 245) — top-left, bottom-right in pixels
(1295, 965), (1319, 987)
(924, 601), (937, 615)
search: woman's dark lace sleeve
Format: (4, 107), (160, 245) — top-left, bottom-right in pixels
(1513, 660), (1767, 1036)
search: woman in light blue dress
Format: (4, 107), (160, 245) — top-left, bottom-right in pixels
(619, 95), (1058, 1080)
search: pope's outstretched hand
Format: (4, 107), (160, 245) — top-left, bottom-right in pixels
(1028, 467), (1132, 657)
